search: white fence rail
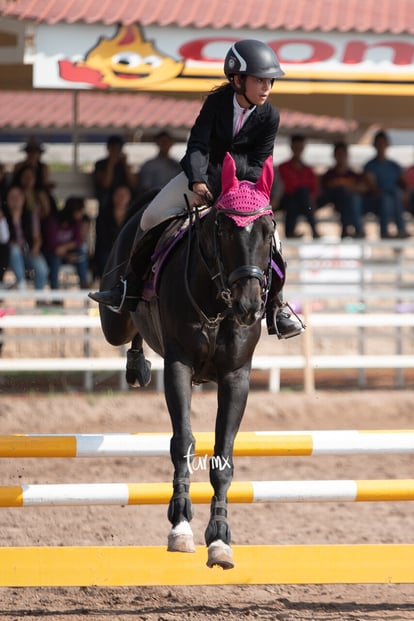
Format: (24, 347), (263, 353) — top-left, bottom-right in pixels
(1, 303), (414, 392)
(1, 236), (414, 392)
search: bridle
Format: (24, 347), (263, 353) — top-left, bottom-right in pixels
(184, 202), (274, 328)
(214, 204), (274, 290)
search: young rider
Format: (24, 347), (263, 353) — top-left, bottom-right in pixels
(89, 39), (304, 339)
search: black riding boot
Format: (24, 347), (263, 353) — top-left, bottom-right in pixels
(88, 276), (140, 312)
(266, 292), (305, 339)
(266, 251), (305, 339)
(265, 245), (304, 339)
(89, 225), (160, 312)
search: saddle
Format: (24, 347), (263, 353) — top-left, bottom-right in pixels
(138, 207), (210, 301)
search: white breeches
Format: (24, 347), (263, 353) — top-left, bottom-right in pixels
(141, 172), (197, 231)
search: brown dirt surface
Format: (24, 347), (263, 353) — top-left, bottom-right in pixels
(2, 389), (414, 620)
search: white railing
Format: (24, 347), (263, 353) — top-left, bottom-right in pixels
(1, 298), (414, 392)
(1, 235), (414, 392)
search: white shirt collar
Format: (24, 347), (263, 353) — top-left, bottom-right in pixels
(233, 93), (255, 136)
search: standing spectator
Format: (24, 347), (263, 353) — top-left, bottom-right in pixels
(13, 164), (51, 221)
(0, 162), (10, 206)
(13, 138), (51, 192)
(320, 142), (367, 239)
(0, 207), (8, 356)
(12, 138), (59, 213)
(363, 130), (410, 239)
(93, 135), (137, 215)
(277, 135), (321, 239)
(0, 206), (10, 286)
(405, 161), (414, 216)
(4, 185), (48, 291)
(41, 196), (90, 291)
(137, 131), (182, 196)
(94, 184), (132, 280)
(270, 165), (283, 213)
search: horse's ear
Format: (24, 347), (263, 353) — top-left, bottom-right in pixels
(255, 156), (274, 198)
(221, 152), (239, 194)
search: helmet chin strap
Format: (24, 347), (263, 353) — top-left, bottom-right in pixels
(232, 76), (255, 109)
(240, 92), (255, 109)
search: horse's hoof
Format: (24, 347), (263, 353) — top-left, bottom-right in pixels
(167, 522), (195, 553)
(126, 349), (152, 388)
(125, 370), (142, 388)
(206, 540), (234, 570)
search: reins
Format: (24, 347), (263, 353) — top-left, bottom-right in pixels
(183, 196), (231, 329)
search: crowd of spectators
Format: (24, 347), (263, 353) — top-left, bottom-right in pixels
(272, 129), (413, 240)
(0, 129), (413, 299)
(0, 131), (182, 297)
(0, 138), (92, 299)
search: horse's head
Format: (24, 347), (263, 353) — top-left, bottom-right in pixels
(212, 153), (275, 326)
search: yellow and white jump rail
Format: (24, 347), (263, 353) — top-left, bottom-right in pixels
(2, 429), (414, 458)
(2, 479), (414, 507)
(2, 429), (414, 586)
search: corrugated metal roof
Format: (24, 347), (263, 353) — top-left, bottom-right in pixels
(1, 0), (414, 34)
(0, 91), (357, 136)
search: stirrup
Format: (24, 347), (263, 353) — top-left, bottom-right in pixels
(274, 302), (306, 340)
(108, 279), (128, 314)
(88, 279), (129, 314)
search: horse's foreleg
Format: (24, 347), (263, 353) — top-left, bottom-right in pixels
(125, 333), (152, 387)
(205, 367), (250, 570)
(164, 356), (195, 553)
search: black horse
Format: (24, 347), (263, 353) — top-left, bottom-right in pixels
(97, 153), (276, 569)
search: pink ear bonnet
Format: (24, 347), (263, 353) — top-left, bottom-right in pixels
(216, 153), (274, 227)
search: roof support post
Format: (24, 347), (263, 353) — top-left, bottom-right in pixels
(71, 90), (79, 172)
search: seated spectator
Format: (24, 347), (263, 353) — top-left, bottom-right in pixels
(94, 184), (132, 280)
(4, 185), (48, 291)
(277, 135), (321, 239)
(41, 196), (90, 290)
(13, 163), (51, 221)
(363, 130), (410, 239)
(137, 131), (182, 196)
(93, 135), (137, 216)
(320, 142), (367, 239)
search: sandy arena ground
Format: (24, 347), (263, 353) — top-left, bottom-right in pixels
(1, 389), (414, 619)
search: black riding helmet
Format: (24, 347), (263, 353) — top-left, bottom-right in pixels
(224, 39), (285, 81)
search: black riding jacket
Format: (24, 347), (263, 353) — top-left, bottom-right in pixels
(180, 83), (280, 198)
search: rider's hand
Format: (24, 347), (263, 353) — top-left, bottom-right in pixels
(191, 183), (213, 207)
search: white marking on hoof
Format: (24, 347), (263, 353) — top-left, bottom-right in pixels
(167, 521), (195, 553)
(207, 540), (234, 570)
